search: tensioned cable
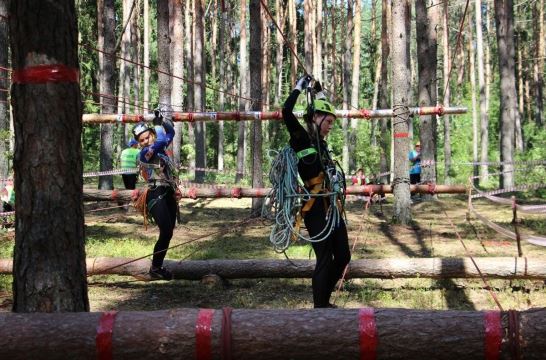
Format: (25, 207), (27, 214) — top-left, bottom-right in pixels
(90, 216), (261, 277)
(258, 0), (310, 76)
(80, 43), (268, 107)
(442, 0), (471, 99)
(438, 200), (504, 311)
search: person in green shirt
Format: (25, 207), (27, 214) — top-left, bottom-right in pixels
(120, 139), (140, 190)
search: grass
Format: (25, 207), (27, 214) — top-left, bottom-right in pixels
(0, 194), (545, 312)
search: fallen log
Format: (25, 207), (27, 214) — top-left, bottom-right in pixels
(2, 257), (545, 280)
(82, 184), (467, 202)
(0, 307), (543, 360)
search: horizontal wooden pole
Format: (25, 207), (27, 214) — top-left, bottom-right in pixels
(81, 106), (467, 124)
(0, 307), (543, 359)
(82, 184), (467, 202)
(2, 257), (544, 280)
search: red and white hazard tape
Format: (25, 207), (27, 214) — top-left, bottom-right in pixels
(82, 168), (139, 178)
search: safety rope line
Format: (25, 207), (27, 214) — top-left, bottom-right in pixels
(258, 0), (309, 76)
(438, 200), (504, 311)
(442, 0), (471, 100)
(79, 43), (269, 107)
(89, 216), (261, 278)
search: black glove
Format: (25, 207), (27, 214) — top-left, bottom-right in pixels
(153, 110), (163, 126)
(313, 80), (323, 93)
(294, 74), (313, 92)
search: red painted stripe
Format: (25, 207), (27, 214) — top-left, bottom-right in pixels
(393, 132), (409, 138)
(12, 64), (79, 84)
(195, 309), (215, 360)
(96, 311), (117, 360)
(484, 311), (502, 360)
(359, 308), (377, 360)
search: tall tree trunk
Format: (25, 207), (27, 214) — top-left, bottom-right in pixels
(0, 0), (9, 180)
(442, 1), (452, 184)
(288, 0), (297, 85)
(484, 0), (492, 111)
(217, 0), (227, 171)
(415, 0), (439, 196)
(476, 0), (489, 182)
(494, 0), (518, 188)
(514, 28), (523, 151)
(304, 0), (314, 73)
(261, 4), (270, 112)
(143, 0), (150, 110)
(10, 0), (89, 312)
(171, 0), (184, 167)
(314, 0), (323, 78)
(342, 1), (353, 172)
(533, 0), (544, 126)
(236, 0), (249, 184)
(391, 0), (412, 224)
(468, 10), (480, 186)
(184, 0), (195, 174)
(370, 0), (380, 147)
(131, 0), (140, 119)
(250, 0), (264, 216)
(330, 2), (337, 92)
(194, 0), (206, 182)
(378, 0), (391, 186)
(98, 0), (115, 190)
(157, 0), (172, 118)
(349, 0), (361, 172)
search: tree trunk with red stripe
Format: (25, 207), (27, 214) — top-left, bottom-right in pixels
(0, 308), (544, 359)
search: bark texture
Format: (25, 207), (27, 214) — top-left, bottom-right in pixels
(390, 0), (412, 224)
(2, 257), (542, 280)
(494, 0), (518, 188)
(0, 308), (544, 359)
(9, 0), (89, 312)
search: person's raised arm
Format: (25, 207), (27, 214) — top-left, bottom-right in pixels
(282, 75), (312, 133)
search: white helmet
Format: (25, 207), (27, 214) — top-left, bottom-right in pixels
(133, 122), (155, 140)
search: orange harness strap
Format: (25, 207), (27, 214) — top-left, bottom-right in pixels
(291, 172), (325, 242)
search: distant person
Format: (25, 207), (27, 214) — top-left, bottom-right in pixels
(120, 139), (140, 190)
(351, 168), (368, 202)
(409, 142), (421, 185)
(351, 168), (366, 186)
(0, 179), (14, 212)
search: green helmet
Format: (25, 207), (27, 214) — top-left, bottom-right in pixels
(312, 99), (336, 117)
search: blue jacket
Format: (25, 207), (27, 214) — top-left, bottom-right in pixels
(409, 150), (421, 174)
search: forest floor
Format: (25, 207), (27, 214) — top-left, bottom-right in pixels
(1, 193), (545, 312)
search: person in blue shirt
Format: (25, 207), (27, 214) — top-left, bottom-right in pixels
(409, 142), (421, 184)
(133, 117), (177, 280)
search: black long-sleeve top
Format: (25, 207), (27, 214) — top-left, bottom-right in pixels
(282, 89), (325, 183)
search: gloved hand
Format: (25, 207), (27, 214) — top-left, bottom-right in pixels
(152, 110), (163, 126)
(294, 74), (313, 92)
(313, 80), (323, 92)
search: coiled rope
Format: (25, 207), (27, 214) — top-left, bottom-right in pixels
(262, 147), (345, 252)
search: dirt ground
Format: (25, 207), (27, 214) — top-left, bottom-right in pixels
(1, 193), (545, 312)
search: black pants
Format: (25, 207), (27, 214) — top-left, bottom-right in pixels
(122, 174), (138, 190)
(304, 198), (351, 308)
(410, 173), (421, 185)
(147, 186), (177, 268)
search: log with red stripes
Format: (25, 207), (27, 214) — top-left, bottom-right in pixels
(2, 257), (545, 280)
(82, 184), (467, 201)
(0, 307), (543, 359)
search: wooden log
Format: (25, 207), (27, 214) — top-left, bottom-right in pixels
(82, 184), (467, 202)
(81, 106), (467, 124)
(0, 307), (543, 359)
(2, 257), (545, 280)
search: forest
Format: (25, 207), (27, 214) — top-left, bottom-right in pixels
(69, 0), (546, 189)
(0, 1), (546, 357)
